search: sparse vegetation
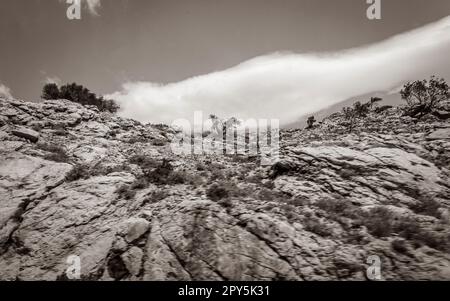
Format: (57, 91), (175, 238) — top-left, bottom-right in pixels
(342, 101), (370, 133)
(303, 217), (333, 237)
(51, 124), (69, 136)
(3, 74), (450, 280)
(361, 207), (394, 238)
(65, 164), (91, 182)
(143, 189), (169, 205)
(409, 196), (441, 219)
(341, 97), (383, 132)
(368, 97), (383, 110)
(206, 183), (230, 201)
(128, 154), (159, 170)
(42, 82), (120, 113)
(306, 116), (317, 129)
(396, 217), (450, 252)
(206, 180), (253, 202)
(144, 159), (188, 185)
(359, 207), (450, 252)
(374, 105), (393, 114)
(401, 76), (449, 118)
(116, 184), (137, 200)
(114, 158), (192, 200)
(37, 143), (70, 163)
(391, 239), (408, 254)
(315, 198), (359, 219)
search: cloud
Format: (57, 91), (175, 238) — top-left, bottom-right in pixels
(107, 16), (450, 126)
(0, 83), (13, 99)
(85, 0), (101, 16)
(44, 76), (62, 86)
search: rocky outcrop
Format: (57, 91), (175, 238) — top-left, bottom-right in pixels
(11, 127), (40, 143)
(0, 96), (449, 281)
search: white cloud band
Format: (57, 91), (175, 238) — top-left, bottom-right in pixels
(107, 16), (450, 125)
(0, 83), (13, 99)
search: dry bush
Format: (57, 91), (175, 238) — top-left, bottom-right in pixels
(37, 143), (70, 163)
(116, 184), (137, 200)
(65, 164), (91, 182)
(206, 183), (230, 201)
(128, 154), (159, 170)
(409, 197), (441, 219)
(303, 217), (333, 237)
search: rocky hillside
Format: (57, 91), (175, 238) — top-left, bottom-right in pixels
(0, 96), (449, 281)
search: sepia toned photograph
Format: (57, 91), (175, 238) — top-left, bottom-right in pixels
(0, 0), (449, 286)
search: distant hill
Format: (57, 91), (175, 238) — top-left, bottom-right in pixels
(285, 91), (404, 129)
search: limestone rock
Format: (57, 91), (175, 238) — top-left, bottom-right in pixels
(11, 126), (39, 143)
(1, 97), (450, 281)
(121, 218), (151, 243)
(427, 128), (450, 140)
(121, 246), (144, 276)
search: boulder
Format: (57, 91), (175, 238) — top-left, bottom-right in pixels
(121, 246), (144, 276)
(11, 126), (39, 143)
(427, 128), (450, 140)
(121, 218), (151, 243)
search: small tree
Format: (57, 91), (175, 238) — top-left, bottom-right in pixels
(353, 101), (369, 117)
(368, 97), (383, 110)
(42, 83), (60, 100)
(342, 106), (357, 133)
(306, 116), (316, 129)
(401, 76), (449, 118)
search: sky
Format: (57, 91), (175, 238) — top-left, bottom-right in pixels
(0, 0), (449, 125)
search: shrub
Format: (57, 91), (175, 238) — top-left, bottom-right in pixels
(90, 163), (132, 176)
(196, 162), (207, 171)
(374, 105), (393, 114)
(42, 83), (60, 100)
(116, 184), (137, 200)
(54, 128), (69, 137)
(128, 154), (159, 170)
(341, 101), (371, 132)
(151, 139), (167, 146)
(362, 207), (394, 238)
(206, 183), (230, 201)
(359, 208), (450, 252)
(115, 177), (149, 200)
(396, 217), (450, 252)
(30, 123), (43, 132)
(257, 187), (285, 202)
(401, 76), (449, 118)
(41, 82), (120, 113)
(391, 239), (408, 254)
(37, 143), (70, 163)
(143, 189), (169, 205)
(306, 116), (316, 129)
(65, 164), (91, 182)
(269, 160), (297, 179)
(303, 217), (333, 237)
(409, 197), (441, 218)
(315, 198), (362, 222)
(368, 97), (383, 110)
(144, 159), (188, 185)
(115, 176), (152, 200)
(353, 101), (370, 117)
